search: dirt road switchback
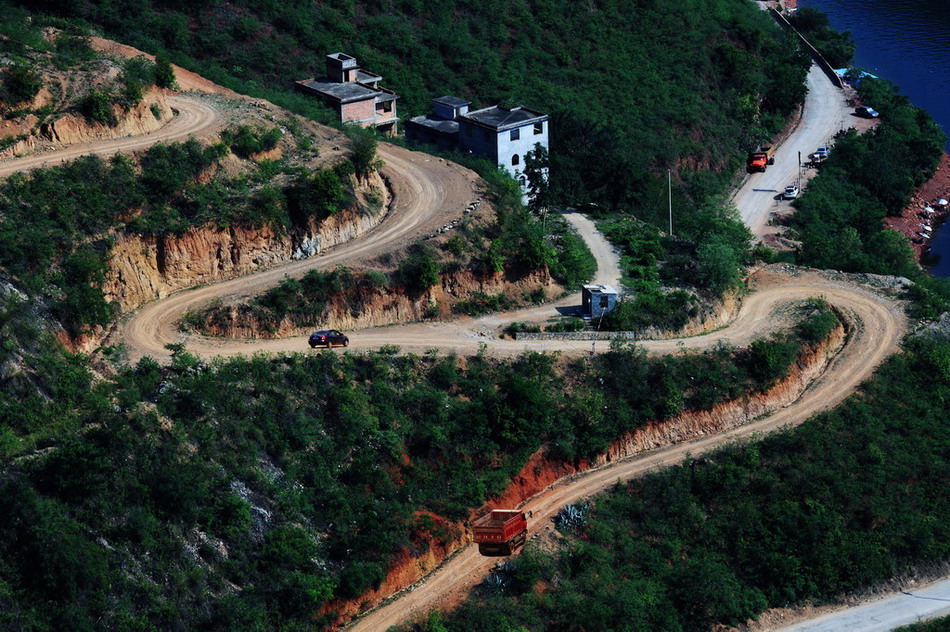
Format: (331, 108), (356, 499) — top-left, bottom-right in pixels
(344, 265), (906, 631)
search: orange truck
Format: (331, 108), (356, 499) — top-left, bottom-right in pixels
(747, 143), (776, 172)
(473, 509), (528, 556)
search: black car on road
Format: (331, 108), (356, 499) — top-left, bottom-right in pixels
(309, 329), (349, 348)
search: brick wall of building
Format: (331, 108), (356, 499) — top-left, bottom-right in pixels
(341, 99), (377, 125)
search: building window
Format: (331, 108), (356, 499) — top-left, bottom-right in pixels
(512, 154), (520, 166)
(380, 101), (392, 113)
(534, 122), (543, 135)
(481, 129), (490, 142)
(511, 128), (520, 141)
(519, 176), (527, 187)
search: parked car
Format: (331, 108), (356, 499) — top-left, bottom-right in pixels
(815, 145), (830, 158)
(783, 185), (800, 200)
(855, 105), (879, 118)
(309, 329), (349, 348)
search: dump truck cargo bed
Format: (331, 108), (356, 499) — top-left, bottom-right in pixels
(473, 510), (528, 556)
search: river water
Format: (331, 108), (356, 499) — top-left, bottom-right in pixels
(800, 0), (950, 275)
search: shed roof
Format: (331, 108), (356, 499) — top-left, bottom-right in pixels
(294, 78), (401, 105)
(356, 69), (382, 83)
(583, 284), (618, 295)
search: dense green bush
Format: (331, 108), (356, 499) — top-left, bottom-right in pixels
(154, 55), (178, 89)
(0, 64), (42, 106)
(896, 617), (950, 632)
(789, 7), (856, 67)
(78, 89), (117, 126)
(221, 124), (283, 158)
(454, 292), (516, 316)
(397, 243), (442, 293)
(286, 167), (352, 224)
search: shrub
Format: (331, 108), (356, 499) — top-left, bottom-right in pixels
(78, 90), (117, 126)
(546, 317), (586, 333)
(222, 125), (282, 158)
(396, 244), (441, 292)
(0, 65), (42, 106)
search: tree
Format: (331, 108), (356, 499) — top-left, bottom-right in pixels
(523, 143), (551, 216)
(697, 241), (741, 294)
(154, 56), (179, 90)
(347, 128), (382, 178)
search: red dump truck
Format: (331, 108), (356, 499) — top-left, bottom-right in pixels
(473, 509), (528, 556)
(747, 143), (776, 172)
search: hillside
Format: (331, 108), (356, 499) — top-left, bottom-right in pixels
(19, 0), (809, 211)
(2, 3), (950, 632)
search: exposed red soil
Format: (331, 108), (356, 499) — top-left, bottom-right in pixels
(884, 151), (950, 266)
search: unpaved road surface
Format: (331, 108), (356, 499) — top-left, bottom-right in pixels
(0, 52), (914, 632)
(770, 578), (950, 632)
(735, 65), (850, 238)
(0, 95), (222, 178)
(344, 266), (906, 631)
(116, 143), (481, 362)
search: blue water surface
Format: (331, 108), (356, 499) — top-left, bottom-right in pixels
(801, 0), (950, 275)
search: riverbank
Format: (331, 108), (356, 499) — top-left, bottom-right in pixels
(884, 152), (950, 266)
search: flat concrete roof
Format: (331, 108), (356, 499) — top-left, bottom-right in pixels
(433, 95), (471, 107)
(459, 105), (547, 131)
(407, 115), (460, 135)
(296, 79), (378, 104)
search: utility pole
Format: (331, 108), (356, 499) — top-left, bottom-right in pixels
(668, 168), (673, 237)
(798, 151), (802, 191)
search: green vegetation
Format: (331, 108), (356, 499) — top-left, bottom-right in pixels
(12, 0), (808, 328)
(789, 7), (857, 67)
(398, 332), (950, 632)
(595, 201), (752, 332)
(786, 77), (950, 316)
(23, 0), (808, 198)
(221, 124), (283, 158)
(0, 139), (372, 334)
(896, 617), (950, 632)
(191, 267), (390, 336)
(0, 293), (838, 629)
(0, 64), (42, 107)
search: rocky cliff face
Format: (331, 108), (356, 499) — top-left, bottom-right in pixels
(104, 172), (389, 313)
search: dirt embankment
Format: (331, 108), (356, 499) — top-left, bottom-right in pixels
(0, 85), (174, 159)
(104, 171), (390, 313)
(197, 266), (558, 338)
(885, 151), (950, 265)
(331, 322), (847, 629)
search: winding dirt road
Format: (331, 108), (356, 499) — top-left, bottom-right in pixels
(0, 54), (912, 631)
(344, 265), (907, 631)
(0, 95), (222, 178)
